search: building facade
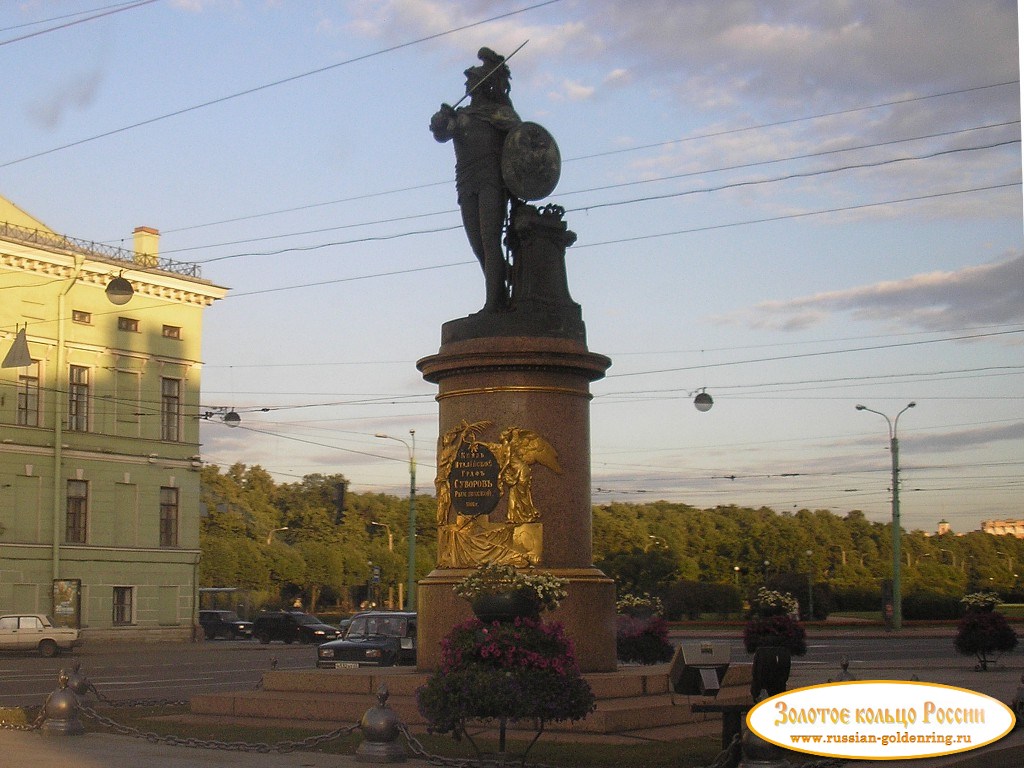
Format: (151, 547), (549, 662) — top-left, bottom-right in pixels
(0, 197), (226, 640)
(981, 520), (1024, 539)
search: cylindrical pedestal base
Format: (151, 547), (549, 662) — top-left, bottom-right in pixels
(417, 332), (616, 673)
(417, 566), (617, 673)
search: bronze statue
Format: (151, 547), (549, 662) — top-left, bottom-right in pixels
(430, 47), (521, 312)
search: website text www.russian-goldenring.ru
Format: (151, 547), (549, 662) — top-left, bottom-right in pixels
(790, 732), (972, 748)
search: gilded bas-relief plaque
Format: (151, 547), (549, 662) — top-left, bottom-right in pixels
(435, 420), (562, 568)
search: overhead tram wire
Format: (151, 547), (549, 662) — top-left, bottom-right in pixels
(568, 79), (1020, 163)
(602, 328), (1024, 379)
(165, 122), (1019, 259)
(0, 0), (156, 46)
(148, 83), (1020, 239)
(0, 0), (563, 169)
(566, 140), (1021, 215)
(191, 181), (1021, 299)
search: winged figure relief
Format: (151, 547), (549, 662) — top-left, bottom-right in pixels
(489, 427), (562, 524)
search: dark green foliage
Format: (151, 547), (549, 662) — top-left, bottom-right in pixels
(764, 572), (832, 621)
(661, 580), (742, 620)
(615, 615), (674, 664)
(743, 615), (807, 656)
(596, 547), (680, 597)
(954, 611), (1018, 657)
(831, 586), (882, 612)
(903, 591), (962, 621)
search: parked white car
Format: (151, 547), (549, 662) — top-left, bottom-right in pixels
(0, 614), (81, 657)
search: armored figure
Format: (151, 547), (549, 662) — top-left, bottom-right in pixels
(431, 48), (521, 312)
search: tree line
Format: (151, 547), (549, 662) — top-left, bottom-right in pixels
(200, 464), (1024, 616)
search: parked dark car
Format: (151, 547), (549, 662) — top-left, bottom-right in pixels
(316, 611), (416, 668)
(253, 610), (341, 644)
(198, 610), (254, 640)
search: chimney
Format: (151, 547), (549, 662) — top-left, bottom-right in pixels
(133, 226), (159, 267)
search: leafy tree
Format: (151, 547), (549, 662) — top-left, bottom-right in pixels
(597, 547), (680, 596)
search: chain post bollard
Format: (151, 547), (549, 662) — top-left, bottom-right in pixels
(66, 661), (101, 699)
(356, 684), (406, 763)
(39, 669), (85, 737)
(827, 655), (856, 683)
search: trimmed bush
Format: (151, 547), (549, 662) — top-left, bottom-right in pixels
(616, 615), (674, 664)
(661, 580), (742, 620)
(903, 591), (961, 620)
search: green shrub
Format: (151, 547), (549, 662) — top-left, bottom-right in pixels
(831, 586), (880, 612)
(661, 580), (742, 620)
(954, 611), (1018, 658)
(616, 615), (674, 664)
(903, 591), (961, 620)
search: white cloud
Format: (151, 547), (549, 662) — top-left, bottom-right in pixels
(717, 252), (1024, 331)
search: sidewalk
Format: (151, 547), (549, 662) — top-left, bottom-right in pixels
(0, 729), (414, 768)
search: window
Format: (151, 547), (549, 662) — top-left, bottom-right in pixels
(66, 479), (88, 544)
(16, 361), (40, 426)
(159, 487), (179, 547)
(68, 365), (89, 431)
(112, 586), (133, 626)
(117, 317), (139, 332)
(160, 377), (181, 441)
(72, 310), (92, 324)
(162, 325), (181, 339)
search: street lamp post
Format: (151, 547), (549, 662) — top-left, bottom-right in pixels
(370, 521), (397, 608)
(856, 401), (916, 632)
(805, 549), (814, 620)
(376, 430), (417, 611)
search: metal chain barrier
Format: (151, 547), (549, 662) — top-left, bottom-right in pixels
(79, 701), (361, 753)
(0, 709), (45, 732)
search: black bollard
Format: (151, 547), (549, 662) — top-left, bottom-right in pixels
(39, 670), (85, 737)
(355, 684), (406, 763)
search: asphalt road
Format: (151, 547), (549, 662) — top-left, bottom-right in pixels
(0, 639), (314, 707)
(0, 634), (957, 709)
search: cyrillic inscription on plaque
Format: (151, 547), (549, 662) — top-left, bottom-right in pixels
(449, 441), (501, 516)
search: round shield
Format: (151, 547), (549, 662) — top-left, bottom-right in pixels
(502, 121), (561, 201)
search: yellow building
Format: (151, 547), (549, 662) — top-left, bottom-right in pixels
(981, 520), (1024, 538)
(0, 196), (227, 641)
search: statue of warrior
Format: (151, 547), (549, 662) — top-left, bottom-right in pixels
(430, 47), (521, 313)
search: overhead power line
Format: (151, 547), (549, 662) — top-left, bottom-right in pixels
(0, 0), (562, 169)
(154, 85), (1020, 238)
(603, 328), (1024, 379)
(169, 123), (1017, 258)
(179, 181), (1019, 297)
(0, 0), (155, 46)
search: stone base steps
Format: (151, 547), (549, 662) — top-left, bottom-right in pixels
(190, 663), (753, 736)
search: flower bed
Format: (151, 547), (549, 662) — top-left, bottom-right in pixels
(417, 616), (596, 754)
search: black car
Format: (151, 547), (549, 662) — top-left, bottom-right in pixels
(253, 610), (341, 644)
(198, 610), (254, 640)
(316, 611), (416, 668)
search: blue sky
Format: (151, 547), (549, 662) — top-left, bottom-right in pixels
(3, 1), (1022, 534)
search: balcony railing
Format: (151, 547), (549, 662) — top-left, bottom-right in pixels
(0, 221), (202, 278)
